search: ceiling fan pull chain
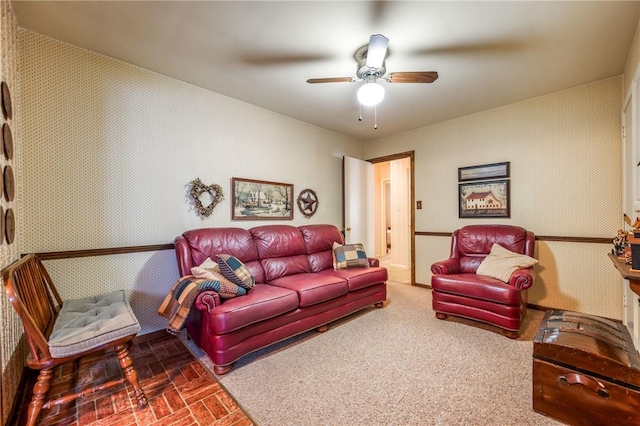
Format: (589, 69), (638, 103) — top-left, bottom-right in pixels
(374, 105), (378, 129)
(358, 103), (362, 122)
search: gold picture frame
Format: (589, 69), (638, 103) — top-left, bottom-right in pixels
(231, 177), (293, 220)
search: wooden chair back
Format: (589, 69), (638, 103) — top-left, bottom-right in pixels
(3, 254), (62, 367)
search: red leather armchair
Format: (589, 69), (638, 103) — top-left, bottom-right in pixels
(430, 225), (535, 338)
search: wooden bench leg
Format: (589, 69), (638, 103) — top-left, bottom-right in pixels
(27, 368), (53, 426)
(114, 343), (148, 408)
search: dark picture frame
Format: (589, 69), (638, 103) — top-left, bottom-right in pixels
(459, 179), (510, 218)
(231, 177), (293, 220)
(458, 161), (510, 182)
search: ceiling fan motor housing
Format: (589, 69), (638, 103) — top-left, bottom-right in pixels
(354, 44), (386, 79)
(357, 62), (386, 79)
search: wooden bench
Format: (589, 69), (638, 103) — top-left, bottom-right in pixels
(3, 254), (148, 426)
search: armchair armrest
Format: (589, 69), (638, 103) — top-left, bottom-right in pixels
(194, 291), (221, 312)
(508, 267), (534, 290)
(431, 258), (461, 275)
(368, 257), (380, 267)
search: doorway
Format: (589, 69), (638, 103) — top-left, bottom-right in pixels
(370, 152), (414, 285)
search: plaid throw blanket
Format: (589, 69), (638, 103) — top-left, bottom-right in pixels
(158, 276), (245, 334)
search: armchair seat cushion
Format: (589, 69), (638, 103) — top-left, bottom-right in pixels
(431, 274), (523, 305)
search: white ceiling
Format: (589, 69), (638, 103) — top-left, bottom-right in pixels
(11, 1), (640, 141)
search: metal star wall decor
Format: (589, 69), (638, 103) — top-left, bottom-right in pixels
(297, 188), (318, 218)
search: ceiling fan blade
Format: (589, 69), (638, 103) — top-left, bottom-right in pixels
(366, 34), (389, 70)
(242, 53), (333, 66)
(386, 72), (439, 83)
(307, 77), (355, 84)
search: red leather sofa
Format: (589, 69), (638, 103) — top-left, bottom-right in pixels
(174, 224), (387, 374)
(430, 225), (535, 338)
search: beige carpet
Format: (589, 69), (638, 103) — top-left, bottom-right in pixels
(183, 282), (562, 426)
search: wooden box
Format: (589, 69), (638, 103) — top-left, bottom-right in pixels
(533, 310), (640, 425)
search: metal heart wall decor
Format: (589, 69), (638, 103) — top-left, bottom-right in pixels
(189, 178), (224, 218)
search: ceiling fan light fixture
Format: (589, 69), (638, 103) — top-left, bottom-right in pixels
(357, 80), (385, 106)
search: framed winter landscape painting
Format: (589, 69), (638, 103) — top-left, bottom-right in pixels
(458, 179), (510, 218)
(232, 177), (293, 220)
(458, 161), (510, 182)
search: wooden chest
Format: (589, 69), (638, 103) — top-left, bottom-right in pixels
(533, 310), (640, 425)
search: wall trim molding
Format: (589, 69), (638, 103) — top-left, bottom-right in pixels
(26, 232), (611, 261)
(415, 231), (610, 244)
(31, 244), (174, 261)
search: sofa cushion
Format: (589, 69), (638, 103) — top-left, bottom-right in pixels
(431, 274), (523, 305)
(251, 225), (311, 281)
(319, 266), (388, 292)
(206, 284), (299, 334)
(217, 254), (256, 289)
(179, 227), (265, 284)
(476, 243), (538, 283)
(261, 255), (311, 282)
(251, 225), (307, 259)
(268, 273), (348, 307)
(300, 224), (344, 272)
(332, 242), (370, 269)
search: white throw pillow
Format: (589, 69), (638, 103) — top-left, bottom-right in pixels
(476, 243), (538, 283)
(191, 257), (221, 279)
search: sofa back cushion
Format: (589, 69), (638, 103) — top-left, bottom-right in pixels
(179, 227), (265, 283)
(299, 224), (344, 272)
(455, 225), (532, 274)
(251, 225), (310, 281)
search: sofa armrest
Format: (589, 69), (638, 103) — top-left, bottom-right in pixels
(431, 258), (461, 275)
(368, 257), (380, 267)
(194, 291), (221, 312)
(508, 267), (534, 290)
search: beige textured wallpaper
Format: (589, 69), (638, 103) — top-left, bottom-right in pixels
(367, 76), (624, 319)
(0, 1), (22, 424)
(5, 7), (639, 425)
(17, 30), (364, 334)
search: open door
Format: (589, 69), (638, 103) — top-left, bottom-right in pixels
(343, 156), (374, 255)
(344, 152), (416, 286)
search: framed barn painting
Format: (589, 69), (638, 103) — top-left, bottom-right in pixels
(459, 179), (510, 218)
(232, 177), (293, 220)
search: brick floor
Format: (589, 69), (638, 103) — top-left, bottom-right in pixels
(13, 333), (254, 426)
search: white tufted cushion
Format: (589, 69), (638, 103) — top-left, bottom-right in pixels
(48, 290), (140, 358)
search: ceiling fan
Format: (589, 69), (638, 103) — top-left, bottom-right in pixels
(307, 34), (438, 108)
